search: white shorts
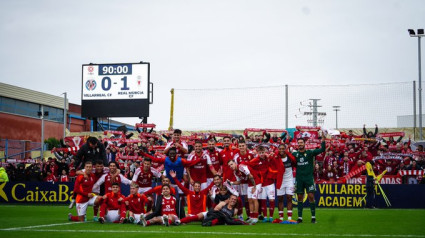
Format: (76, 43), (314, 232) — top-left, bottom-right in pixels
(259, 184), (276, 200)
(189, 182), (207, 191)
(277, 182), (295, 196)
(247, 184), (261, 199)
(240, 183), (248, 196)
(187, 212), (208, 220)
(133, 213), (142, 223)
(138, 187), (151, 194)
(105, 210), (120, 223)
(76, 196), (97, 216)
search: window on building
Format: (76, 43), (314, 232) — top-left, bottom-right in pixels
(0, 96), (64, 123)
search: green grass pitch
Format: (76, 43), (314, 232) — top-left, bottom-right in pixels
(0, 205), (424, 238)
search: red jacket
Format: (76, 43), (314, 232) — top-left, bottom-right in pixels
(272, 150), (296, 189)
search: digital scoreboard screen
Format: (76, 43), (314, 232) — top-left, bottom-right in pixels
(81, 62), (151, 118)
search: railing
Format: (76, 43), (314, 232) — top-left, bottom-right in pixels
(0, 139), (44, 160)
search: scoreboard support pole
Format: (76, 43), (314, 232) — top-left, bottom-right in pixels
(92, 118), (99, 131)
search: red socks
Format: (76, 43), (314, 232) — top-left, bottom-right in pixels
(260, 200), (267, 217)
(181, 216), (200, 224)
(269, 201), (275, 218)
(70, 215), (80, 221)
(211, 219), (219, 226)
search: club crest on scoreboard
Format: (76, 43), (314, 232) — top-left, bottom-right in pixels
(85, 79), (97, 91)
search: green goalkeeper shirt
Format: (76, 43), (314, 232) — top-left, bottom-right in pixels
(292, 141), (326, 180)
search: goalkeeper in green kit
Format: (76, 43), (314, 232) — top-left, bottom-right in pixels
(292, 131), (326, 224)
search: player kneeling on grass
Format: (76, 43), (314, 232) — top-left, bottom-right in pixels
(202, 194), (246, 226)
(139, 184), (180, 227)
(98, 183), (127, 224)
(124, 183), (149, 224)
(68, 161), (97, 222)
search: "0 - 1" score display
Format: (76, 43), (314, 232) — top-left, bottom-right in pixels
(82, 63), (148, 100)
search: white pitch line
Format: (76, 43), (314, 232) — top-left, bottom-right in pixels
(0, 221), (87, 231)
(2, 228), (424, 238)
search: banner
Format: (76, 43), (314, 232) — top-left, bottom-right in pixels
(135, 123), (156, 128)
(1, 182), (424, 208)
(377, 132), (405, 137)
(314, 184), (425, 208)
(103, 130), (125, 136)
(293, 131), (319, 140)
(0, 182), (130, 204)
(64, 136), (87, 148)
(345, 175), (402, 184)
(296, 126), (321, 130)
(398, 170), (424, 177)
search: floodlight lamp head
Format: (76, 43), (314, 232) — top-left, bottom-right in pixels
(418, 29), (424, 35)
(408, 29), (416, 36)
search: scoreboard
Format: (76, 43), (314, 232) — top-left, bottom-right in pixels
(81, 62), (151, 118)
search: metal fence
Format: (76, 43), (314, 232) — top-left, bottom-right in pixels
(0, 139), (42, 160)
(173, 81), (417, 132)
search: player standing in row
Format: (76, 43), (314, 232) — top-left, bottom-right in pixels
(232, 141), (254, 219)
(292, 131), (326, 223)
(275, 144), (297, 221)
(227, 159), (261, 224)
(249, 145), (277, 222)
(205, 139), (222, 186)
(187, 141), (217, 190)
(132, 158), (162, 212)
(219, 136), (238, 183)
(92, 161), (132, 195)
(163, 129), (188, 158)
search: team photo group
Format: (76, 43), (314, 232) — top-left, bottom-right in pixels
(68, 128), (325, 227)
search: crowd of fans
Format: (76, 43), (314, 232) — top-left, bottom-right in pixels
(2, 124), (424, 184)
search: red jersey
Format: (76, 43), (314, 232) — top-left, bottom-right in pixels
(165, 140), (188, 158)
(249, 155), (275, 186)
(323, 168), (337, 181)
(187, 152), (211, 183)
(206, 149), (221, 179)
(99, 192), (126, 219)
(234, 164), (261, 187)
(173, 177), (214, 215)
(161, 196), (177, 216)
(219, 147), (238, 181)
(60, 175), (69, 182)
(132, 167), (162, 188)
(233, 150), (254, 165)
(314, 167), (323, 182)
(44, 174), (57, 182)
(144, 186), (176, 196)
(125, 193), (149, 214)
(74, 174), (95, 203)
(233, 151), (254, 184)
(93, 173), (131, 194)
(102, 192), (126, 210)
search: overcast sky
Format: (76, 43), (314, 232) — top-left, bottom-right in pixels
(1, 0), (424, 130)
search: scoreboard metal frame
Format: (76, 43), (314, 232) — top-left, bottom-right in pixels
(81, 62), (152, 118)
